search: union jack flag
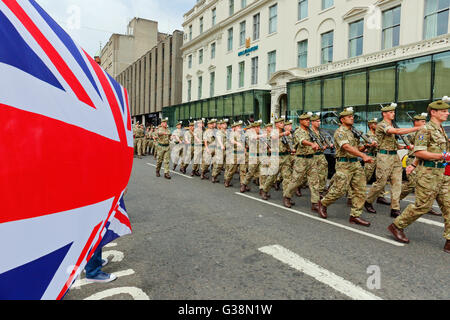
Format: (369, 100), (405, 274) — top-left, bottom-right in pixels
(0, 0), (134, 300)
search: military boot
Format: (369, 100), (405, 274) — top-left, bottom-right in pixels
(428, 208), (442, 216)
(377, 197), (391, 206)
(349, 216), (371, 227)
(296, 188), (302, 197)
(364, 202), (376, 214)
(164, 173), (172, 180)
(240, 184), (247, 193)
(387, 224), (409, 244)
(444, 240), (450, 254)
(283, 197), (292, 208)
(390, 209), (401, 218)
(317, 201), (328, 219)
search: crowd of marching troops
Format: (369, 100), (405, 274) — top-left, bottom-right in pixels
(133, 99), (450, 254)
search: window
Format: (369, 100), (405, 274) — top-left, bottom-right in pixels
(433, 51), (450, 99)
(344, 71), (367, 106)
(187, 80), (192, 102)
(229, 0), (235, 16)
(321, 30), (334, 64)
(305, 80), (321, 111)
(240, 21), (246, 46)
(398, 56), (432, 102)
(199, 17), (204, 34)
(241, 0), (247, 8)
(188, 54), (192, 69)
(239, 61), (245, 88)
(211, 42), (216, 59)
(369, 66), (396, 104)
(323, 76), (342, 108)
(297, 40), (308, 68)
(349, 19), (364, 57)
(424, 0), (449, 39)
(251, 56), (258, 85)
(227, 65), (233, 90)
(210, 72), (215, 97)
(189, 25), (192, 41)
(382, 6), (401, 49)
(269, 4), (278, 34)
(212, 8), (217, 26)
(228, 28), (234, 51)
(298, 0), (308, 20)
(322, 0), (334, 10)
(268, 50), (276, 80)
(199, 49), (203, 64)
(198, 76), (203, 99)
(253, 13), (260, 40)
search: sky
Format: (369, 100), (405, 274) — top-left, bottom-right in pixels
(36, 0), (193, 57)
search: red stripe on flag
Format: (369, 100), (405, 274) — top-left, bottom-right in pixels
(0, 104), (133, 224)
(114, 209), (132, 232)
(56, 221), (103, 300)
(124, 88), (131, 131)
(3, 0), (96, 109)
(83, 51), (127, 146)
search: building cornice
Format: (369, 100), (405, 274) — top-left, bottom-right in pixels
(183, 0), (219, 27)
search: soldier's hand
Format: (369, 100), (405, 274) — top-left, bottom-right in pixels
(362, 155), (374, 163)
(312, 143), (320, 151)
(406, 165), (415, 175)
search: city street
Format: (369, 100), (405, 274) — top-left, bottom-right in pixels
(65, 157), (450, 301)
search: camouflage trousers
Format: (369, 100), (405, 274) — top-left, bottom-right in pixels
(366, 153), (403, 210)
(315, 154), (328, 193)
(212, 148), (226, 178)
(181, 146), (200, 172)
(243, 159), (261, 186)
(322, 162), (366, 217)
(224, 152), (247, 184)
(201, 147), (216, 173)
(262, 156), (292, 194)
(136, 138), (144, 156)
(400, 170), (418, 200)
(171, 143), (184, 167)
(156, 145), (170, 174)
(347, 157), (387, 199)
(394, 166), (450, 240)
(283, 156), (319, 204)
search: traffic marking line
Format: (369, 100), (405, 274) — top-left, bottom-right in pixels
(146, 163), (193, 179)
(84, 287), (150, 300)
(259, 245), (383, 300)
(235, 193), (405, 247)
(72, 269), (135, 289)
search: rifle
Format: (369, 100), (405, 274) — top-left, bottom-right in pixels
(307, 127), (325, 150)
(392, 120), (413, 150)
(318, 129), (334, 150)
(330, 115), (374, 146)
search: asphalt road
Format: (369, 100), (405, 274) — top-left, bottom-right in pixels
(64, 156), (450, 301)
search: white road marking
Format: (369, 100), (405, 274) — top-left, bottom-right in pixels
(83, 287), (150, 300)
(259, 245), (383, 300)
(236, 193), (405, 247)
(146, 163), (193, 179)
(71, 269), (135, 289)
(104, 243), (117, 248)
(102, 250), (124, 262)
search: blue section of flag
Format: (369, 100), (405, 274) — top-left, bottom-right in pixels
(107, 73), (125, 112)
(0, 10), (64, 91)
(29, 0), (102, 100)
(0, 242), (73, 300)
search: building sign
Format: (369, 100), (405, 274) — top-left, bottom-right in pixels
(238, 45), (258, 57)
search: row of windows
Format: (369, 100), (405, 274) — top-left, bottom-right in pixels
(295, 0), (449, 68)
(287, 50), (450, 132)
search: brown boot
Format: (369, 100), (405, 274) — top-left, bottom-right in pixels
(296, 188), (302, 197)
(245, 185), (251, 192)
(428, 208), (442, 216)
(224, 180), (231, 188)
(390, 209), (401, 218)
(156, 171), (161, 177)
(190, 170), (195, 177)
(274, 181), (280, 191)
(349, 216), (371, 227)
(240, 184), (247, 193)
(387, 223), (409, 244)
(377, 197), (391, 206)
(164, 173), (172, 180)
(311, 203), (319, 212)
(201, 172), (209, 180)
(364, 202), (377, 214)
(317, 201), (328, 219)
(194, 170), (201, 177)
(211, 176), (218, 183)
(444, 240), (450, 254)
(283, 197), (292, 208)
(260, 190), (269, 201)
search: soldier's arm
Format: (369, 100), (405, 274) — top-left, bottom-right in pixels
(413, 128), (444, 161)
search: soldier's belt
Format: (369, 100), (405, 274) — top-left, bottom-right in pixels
(422, 160), (445, 169)
(314, 152), (324, 156)
(379, 149), (397, 155)
(233, 151), (245, 154)
(158, 143), (170, 147)
(297, 154), (314, 159)
(272, 152), (289, 156)
(249, 153), (264, 157)
(367, 152), (376, 156)
(337, 157), (358, 163)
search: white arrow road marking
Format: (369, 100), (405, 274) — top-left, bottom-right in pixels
(259, 245), (383, 300)
(72, 269), (135, 289)
(147, 163), (193, 179)
(83, 287), (150, 300)
(104, 242), (117, 248)
(236, 193), (405, 247)
(103, 250), (124, 263)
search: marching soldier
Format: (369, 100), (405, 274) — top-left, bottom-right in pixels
(364, 103), (423, 217)
(180, 121), (195, 175)
(400, 113), (441, 216)
(135, 124), (145, 159)
(211, 119), (229, 183)
(201, 119), (217, 180)
(240, 120), (263, 193)
(143, 127), (151, 156)
(171, 121), (184, 171)
(310, 113), (329, 196)
(388, 100), (450, 253)
(224, 120), (246, 188)
(192, 119), (205, 177)
(317, 108), (375, 227)
(152, 125), (159, 159)
(282, 113), (320, 210)
(259, 123), (273, 197)
(260, 118), (293, 202)
(155, 118), (172, 180)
